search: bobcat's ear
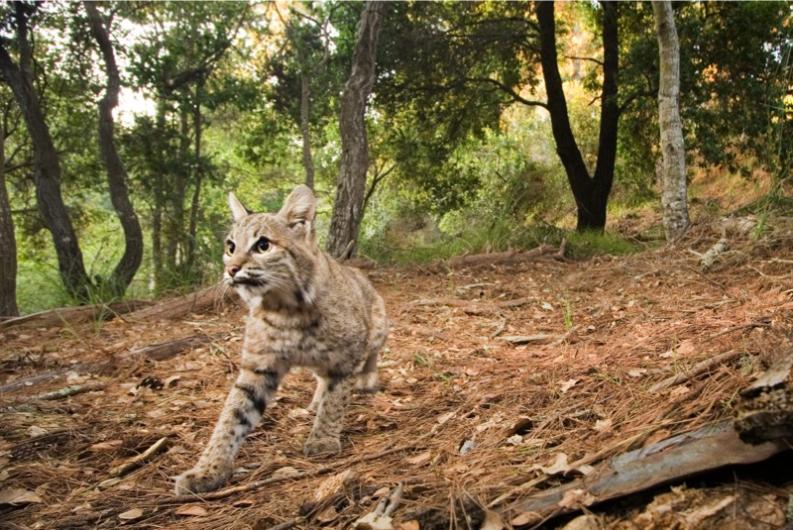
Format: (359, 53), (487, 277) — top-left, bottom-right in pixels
(228, 192), (251, 223)
(278, 185), (316, 243)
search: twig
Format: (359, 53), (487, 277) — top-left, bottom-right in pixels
(264, 517), (304, 530)
(649, 351), (744, 393)
(162, 434), (432, 505)
(111, 436), (170, 477)
(490, 317), (508, 339)
(34, 382), (106, 401)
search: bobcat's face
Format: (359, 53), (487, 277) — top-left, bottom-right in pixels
(224, 186), (317, 308)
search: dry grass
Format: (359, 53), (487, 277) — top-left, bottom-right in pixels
(2, 230), (793, 529)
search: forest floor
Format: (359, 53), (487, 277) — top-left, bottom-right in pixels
(2, 224), (793, 530)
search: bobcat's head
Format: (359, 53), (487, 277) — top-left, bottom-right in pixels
(223, 185), (318, 308)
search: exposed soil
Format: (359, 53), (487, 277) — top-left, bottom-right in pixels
(2, 230), (793, 530)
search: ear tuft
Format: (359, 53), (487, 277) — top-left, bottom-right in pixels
(278, 185), (317, 242)
(228, 192), (251, 223)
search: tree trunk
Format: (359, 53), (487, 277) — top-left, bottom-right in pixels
(0, 3), (91, 300)
(84, 2), (144, 297)
(536, 1), (619, 233)
(653, 1), (689, 241)
(300, 74), (316, 191)
(326, 1), (384, 258)
(0, 119), (19, 316)
(152, 100), (166, 291)
(186, 79), (204, 276)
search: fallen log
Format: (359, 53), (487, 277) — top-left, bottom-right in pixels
(735, 357), (793, 444)
(0, 363), (96, 395)
(0, 300), (153, 331)
(501, 421), (788, 526)
(126, 284), (238, 322)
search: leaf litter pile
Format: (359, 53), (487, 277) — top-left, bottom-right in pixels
(3, 231), (793, 530)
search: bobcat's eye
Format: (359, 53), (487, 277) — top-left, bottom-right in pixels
(255, 237), (270, 252)
(225, 240), (235, 255)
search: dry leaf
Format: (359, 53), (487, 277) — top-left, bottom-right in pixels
(683, 495), (735, 526)
(399, 521), (420, 530)
(118, 508), (143, 520)
(271, 466), (300, 480)
(669, 385), (690, 398)
(315, 505), (340, 523)
(676, 339), (696, 356)
(0, 488), (43, 505)
(233, 498), (255, 508)
(406, 451), (431, 466)
(175, 505), (208, 517)
(627, 368), (647, 378)
(510, 512), (540, 526)
(594, 418), (613, 433)
(558, 489), (596, 509)
(561, 514), (601, 530)
(90, 440), (123, 452)
(436, 411), (455, 425)
(479, 509), (505, 530)
(559, 379), (578, 393)
(314, 469), (356, 502)
(534, 453), (569, 475)
(27, 426), (47, 437)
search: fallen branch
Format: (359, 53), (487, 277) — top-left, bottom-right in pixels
(111, 436), (170, 477)
(649, 350), (744, 393)
(501, 334), (555, 346)
(0, 300), (152, 331)
(33, 382), (106, 401)
(126, 284), (238, 322)
(0, 363), (95, 395)
(500, 421), (788, 526)
(162, 434), (432, 505)
(125, 334), (218, 362)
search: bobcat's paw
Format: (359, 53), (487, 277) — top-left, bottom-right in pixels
(355, 371), (380, 393)
(303, 436), (341, 457)
(174, 463), (232, 495)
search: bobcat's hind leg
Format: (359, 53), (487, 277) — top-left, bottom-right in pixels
(308, 373), (327, 412)
(304, 375), (353, 457)
(356, 306), (388, 393)
(355, 350), (380, 393)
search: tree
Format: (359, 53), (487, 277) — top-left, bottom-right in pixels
(536, 1), (618, 231)
(0, 102), (17, 316)
(653, 1), (688, 240)
(0, 2), (92, 300)
(326, 1), (384, 258)
(84, 1), (144, 296)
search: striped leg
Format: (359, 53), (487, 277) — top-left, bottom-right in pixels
(304, 376), (353, 457)
(174, 359), (285, 495)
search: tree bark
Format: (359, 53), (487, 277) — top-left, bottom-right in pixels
(299, 74), (316, 190)
(0, 3), (92, 299)
(84, 2), (144, 297)
(186, 79), (204, 276)
(653, 1), (689, 241)
(536, 1), (619, 232)
(326, 1), (384, 258)
(0, 118), (19, 316)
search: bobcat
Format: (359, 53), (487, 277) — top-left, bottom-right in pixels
(174, 185), (388, 495)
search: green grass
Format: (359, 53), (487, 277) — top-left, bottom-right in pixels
(360, 218), (644, 266)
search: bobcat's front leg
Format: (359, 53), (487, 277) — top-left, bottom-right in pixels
(174, 357), (285, 495)
(304, 375), (353, 456)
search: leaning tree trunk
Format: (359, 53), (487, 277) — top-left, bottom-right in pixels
(326, 1), (384, 259)
(0, 4), (91, 300)
(536, 1), (619, 232)
(0, 120), (19, 316)
(653, 1), (689, 240)
(84, 2), (144, 297)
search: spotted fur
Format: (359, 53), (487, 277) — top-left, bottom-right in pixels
(174, 186), (388, 495)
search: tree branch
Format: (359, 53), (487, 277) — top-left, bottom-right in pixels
(465, 77), (549, 109)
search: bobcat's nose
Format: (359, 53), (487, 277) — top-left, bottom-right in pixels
(226, 265), (241, 277)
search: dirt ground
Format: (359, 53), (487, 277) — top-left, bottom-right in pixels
(2, 231), (793, 530)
